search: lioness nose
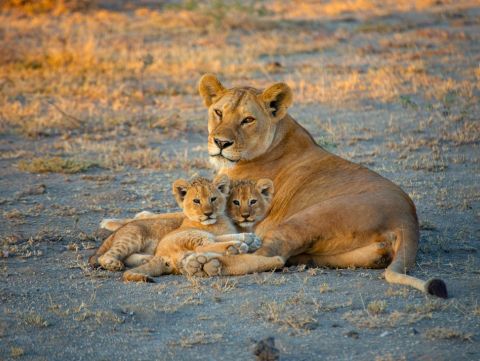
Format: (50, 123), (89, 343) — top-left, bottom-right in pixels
(204, 211), (213, 217)
(214, 138), (234, 150)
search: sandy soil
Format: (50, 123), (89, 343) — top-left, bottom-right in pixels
(1, 1), (479, 360)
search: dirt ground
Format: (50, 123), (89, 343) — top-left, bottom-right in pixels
(1, 1), (479, 360)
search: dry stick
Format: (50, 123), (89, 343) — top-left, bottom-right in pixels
(47, 100), (82, 127)
(359, 292), (371, 317)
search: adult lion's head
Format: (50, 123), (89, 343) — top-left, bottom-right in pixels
(198, 74), (293, 170)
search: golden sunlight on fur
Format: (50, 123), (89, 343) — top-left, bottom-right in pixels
(110, 74), (447, 297)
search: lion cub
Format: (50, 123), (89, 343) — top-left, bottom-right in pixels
(227, 178), (274, 233)
(123, 177), (274, 282)
(94, 175), (249, 274)
(122, 177), (275, 281)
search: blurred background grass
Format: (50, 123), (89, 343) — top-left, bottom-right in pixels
(0, 0), (478, 170)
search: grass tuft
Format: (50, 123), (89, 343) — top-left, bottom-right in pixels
(11, 347), (25, 358)
(18, 157), (97, 174)
(424, 327), (474, 342)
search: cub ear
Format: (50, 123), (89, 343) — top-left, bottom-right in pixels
(261, 83), (293, 120)
(256, 178), (274, 200)
(172, 179), (189, 207)
(213, 174), (230, 195)
(198, 73), (226, 107)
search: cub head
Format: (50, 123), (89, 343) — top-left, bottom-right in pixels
(227, 178), (274, 229)
(199, 73), (293, 170)
(172, 175), (230, 225)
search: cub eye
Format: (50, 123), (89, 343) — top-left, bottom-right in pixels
(250, 199), (257, 205)
(233, 200), (240, 206)
(241, 116), (255, 125)
(193, 199), (200, 204)
(210, 197), (217, 202)
(214, 109), (222, 119)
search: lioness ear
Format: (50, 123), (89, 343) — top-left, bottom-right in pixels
(213, 174), (230, 195)
(172, 179), (189, 207)
(261, 83), (293, 120)
(198, 73), (226, 107)
(256, 178), (274, 200)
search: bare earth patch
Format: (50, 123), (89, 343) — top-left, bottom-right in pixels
(0, 1), (479, 360)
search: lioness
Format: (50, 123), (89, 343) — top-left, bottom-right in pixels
(99, 74), (447, 298)
(122, 176), (280, 282)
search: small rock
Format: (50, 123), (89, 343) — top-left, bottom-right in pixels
(252, 336), (279, 361)
(15, 184), (46, 199)
(380, 331), (390, 337)
(344, 330), (359, 339)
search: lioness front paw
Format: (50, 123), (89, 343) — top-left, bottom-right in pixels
(98, 255), (125, 271)
(239, 233), (262, 252)
(225, 241), (249, 255)
(181, 253), (222, 277)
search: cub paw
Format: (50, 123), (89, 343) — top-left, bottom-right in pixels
(226, 241), (249, 255)
(98, 255), (125, 271)
(240, 233), (262, 252)
(181, 253), (222, 277)
(123, 271), (155, 283)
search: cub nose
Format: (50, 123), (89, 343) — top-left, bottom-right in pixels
(241, 213), (250, 218)
(214, 138), (234, 150)
(204, 211), (213, 217)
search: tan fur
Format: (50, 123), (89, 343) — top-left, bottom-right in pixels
(227, 179), (274, 232)
(98, 74), (447, 297)
(92, 175), (246, 274)
(95, 178), (273, 242)
(122, 175), (266, 282)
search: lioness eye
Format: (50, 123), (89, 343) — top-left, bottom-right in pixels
(211, 197), (217, 202)
(193, 199), (200, 204)
(233, 200), (240, 206)
(250, 199), (257, 205)
(241, 116), (255, 125)
(214, 109), (222, 118)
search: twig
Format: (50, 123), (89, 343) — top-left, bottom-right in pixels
(47, 100), (82, 127)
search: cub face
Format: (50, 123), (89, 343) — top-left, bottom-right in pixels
(227, 178), (274, 229)
(172, 175), (230, 225)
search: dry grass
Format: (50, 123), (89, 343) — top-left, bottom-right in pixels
(342, 309), (430, 329)
(424, 327), (474, 342)
(210, 277), (238, 293)
(168, 331), (223, 348)
(1, 0), (477, 142)
(18, 156), (97, 174)
(259, 301), (318, 333)
(2, 0), (95, 15)
(10, 346), (25, 358)
(385, 287), (409, 298)
(22, 312), (49, 328)
(367, 300), (387, 315)
(375, 354), (406, 361)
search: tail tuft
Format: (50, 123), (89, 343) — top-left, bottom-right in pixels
(425, 278), (448, 299)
